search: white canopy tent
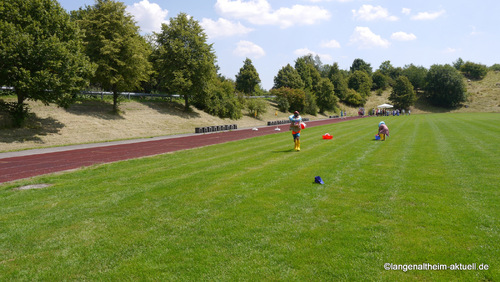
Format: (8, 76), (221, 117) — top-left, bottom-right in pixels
(377, 103), (394, 109)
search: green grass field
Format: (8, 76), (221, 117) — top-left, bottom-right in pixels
(1, 113), (499, 280)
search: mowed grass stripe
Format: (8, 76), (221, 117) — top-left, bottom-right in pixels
(426, 115), (499, 261)
(0, 113), (498, 280)
(380, 114), (499, 281)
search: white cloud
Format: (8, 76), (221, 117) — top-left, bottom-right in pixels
(233, 40), (266, 58)
(443, 47), (458, 54)
(201, 18), (253, 38)
(215, 0), (270, 20)
(402, 8), (411, 15)
(391, 31), (417, 41)
(469, 26), (483, 36)
(126, 0), (169, 33)
(294, 48), (332, 62)
(215, 0), (330, 29)
(349, 26), (390, 49)
(411, 10), (445, 20)
(352, 5), (398, 21)
(320, 39), (341, 48)
(306, 0), (352, 2)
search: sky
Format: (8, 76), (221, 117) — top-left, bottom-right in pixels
(58, 0), (500, 90)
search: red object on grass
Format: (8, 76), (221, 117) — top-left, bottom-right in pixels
(322, 133), (333, 139)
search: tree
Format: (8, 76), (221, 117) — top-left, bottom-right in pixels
(378, 60), (394, 77)
(371, 70), (389, 90)
(0, 0), (94, 127)
(453, 57), (465, 70)
(295, 57), (313, 90)
(304, 90), (317, 115)
(154, 13), (216, 111)
(316, 78), (337, 113)
(72, 0), (151, 113)
(141, 33), (160, 93)
(402, 64), (428, 90)
(389, 76), (416, 109)
(460, 61), (488, 80)
(294, 54), (322, 91)
(350, 58), (372, 76)
(425, 64), (467, 108)
(313, 55), (325, 72)
(295, 56), (322, 92)
(270, 87), (305, 112)
(235, 58), (261, 95)
(273, 64), (304, 89)
(348, 70), (372, 98)
(328, 63), (349, 101)
(378, 60), (401, 84)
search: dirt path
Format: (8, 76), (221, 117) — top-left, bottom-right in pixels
(0, 116), (362, 183)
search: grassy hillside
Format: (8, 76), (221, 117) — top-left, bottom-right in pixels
(1, 71), (499, 152)
(364, 70), (500, 114)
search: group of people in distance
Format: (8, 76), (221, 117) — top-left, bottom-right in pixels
(373, 108), (410, 116)
(288, 111), (390, 151)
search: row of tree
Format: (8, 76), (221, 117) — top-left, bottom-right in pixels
(1, 0), (497, 128)
(268, 56), (495, 114)
(1, 0), (244, 126)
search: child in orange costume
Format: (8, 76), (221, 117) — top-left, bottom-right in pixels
(289, 111), (302, 151)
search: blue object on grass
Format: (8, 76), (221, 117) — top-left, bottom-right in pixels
(315, 176), (324, 184)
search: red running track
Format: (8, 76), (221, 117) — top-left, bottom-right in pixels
(0, 116), (362, 183)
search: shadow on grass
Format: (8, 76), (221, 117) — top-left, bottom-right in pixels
(272, 148), (296, 153)
(0, 113), (65, 144)
(412, 96), (460, 113)
(136, 98), (201, 119)
(65, 99), (124, 120)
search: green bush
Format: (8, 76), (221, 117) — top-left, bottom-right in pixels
(200, 79), (243, 119)
(275, 95), (290, 113)
(344, 89), (364, 107)
(460, 61), (488, 80)
(246, 98), (268, 118)
(490, 64), (500, 71)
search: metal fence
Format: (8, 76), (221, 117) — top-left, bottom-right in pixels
(1, 87), (274, 99)
(78, 91), (180, 100)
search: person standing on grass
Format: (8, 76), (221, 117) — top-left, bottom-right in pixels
(378, 121), (389, 141)
(289, 111), (302, 151)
